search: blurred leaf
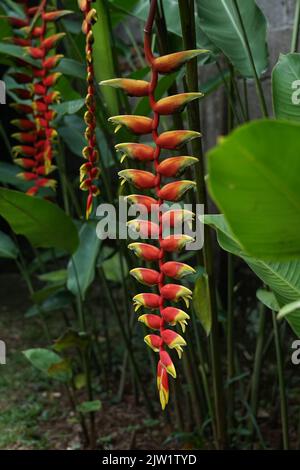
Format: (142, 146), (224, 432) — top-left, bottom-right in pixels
(53, 99), (85, 116)
(58, 125), (86, 157)
(67, 221), (101, 299)
(272, 53), (300, 121)
(23, 348), (71, 382)
(31, 284), (64, 304)
(197, 0), (268, 77)
(101, 251), (128, 283)
(256, 289), (280, 312)
(0, 42), (36, 65)
(0, 162), (32, 191)
(0, 188), (79, 253)
(278, 300), (300, 320)
(77, 400), (102, 414)
(193, 273), (211, 335)
(25, 291), (73, 318)
(0, 230), (18, 259)
(53, 329), (89, 353)
(48, 359), (72, 382)
(37, 269), (67, 284)
(207, 120), (300, 259)
(74, 373), (86, 390)
(204, 214), (300, 337)
(55, 58), (86, 79)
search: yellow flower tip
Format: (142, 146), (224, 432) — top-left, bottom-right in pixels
(166, 363), (177, 379)
(159, 389), (168, 410)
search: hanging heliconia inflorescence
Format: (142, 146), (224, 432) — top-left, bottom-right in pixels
(6, 0), (70, 196)
(78, 0), (100, 219)
(102, 0), (207, 409)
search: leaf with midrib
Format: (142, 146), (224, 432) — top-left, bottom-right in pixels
(0, 188), (79, 254)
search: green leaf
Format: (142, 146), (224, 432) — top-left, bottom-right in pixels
(197, 0), (268, 77)
(207, 120), (300, 260)
(0, 230), (18, 259)
(204, 214), (300, 336)
(101, 251), (128, 283)
(192, 273), (211, 335)
(37, 269), (67, 284)
(278, 300), (300, 320)
(256, 289), (280, 312)
(31, 285), (64, 304)
(58, 125), (85, 157)
(67, 221), (101, 299)
(0, 42), (36, 66)
(93, 0), (119, 115)
(53, 99), (85, 116)
(53, 330), (89, 353)
(24, 291), (72, 318)
(55, 58), (86, 80)
(23, 348), (71, 382)
(272, 53), (300, 121)
(0, 161), (32, 191)
(0, 188), (79, 253)
(76, 400), (102, 414)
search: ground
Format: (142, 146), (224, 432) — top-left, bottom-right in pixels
(0, 271), (179, 450)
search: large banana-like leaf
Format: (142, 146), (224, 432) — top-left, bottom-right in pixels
(196, 0), (268, 77)
(207, 120), (300, 260)
(204, 214), (300, 337)
(272, 53), (300, 121)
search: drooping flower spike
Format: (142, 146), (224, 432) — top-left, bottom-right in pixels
(103, 0), (206, 409)
(7, 0), (70, 196)
(78, 0), (100, 218)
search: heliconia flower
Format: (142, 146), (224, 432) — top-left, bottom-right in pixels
(12, 88), (32, 99)
(11, 119), (36, 130)
(115, 143), (155, 162)
(156, 130), (202, 150)
(161, 307), (190, 332)
(154, 92), (203, 115)
(128, 243), (161, 261)
(127, 219), (159, 238)
(10, 72), (32, 84)
(118, 169), (156, 189)
(108, 115), (153, 135)
(160, 284), (193, 308)
(162, 209), (195, 228)
(161, 261), (195, 280)
(144, 334), (162, 352)
(106, 0), (202, 409)
(100, 78), (149, 97)
(161, 330), (187, 358)
(133, 293), (161, 311)
(125, 194), (158, 212)
(158, 180), (196, 201)
(12, 145), (36, 157)
(43, 54), (64, 70)
(12, 132), (37, 144)
(157, 361), (169, 410)
(157, 156), (198, 177)
(159, 350), (176, 378)
(43, 10), (73, 21)
(160, 235), (194, 252)
(42, 32), (66, 50)
(130, 268), (160, 286)
(138, 314), (162, 330)
(153, 49), (208, 74)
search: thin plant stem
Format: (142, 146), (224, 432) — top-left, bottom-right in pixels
(178, 0), (227, 449)
(231, 0), (269, 118)
(272, 312), (289, 450)
(226, 253), (235, 430)
(291, 0), (300, 53)
(249, 302), (266, 441)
